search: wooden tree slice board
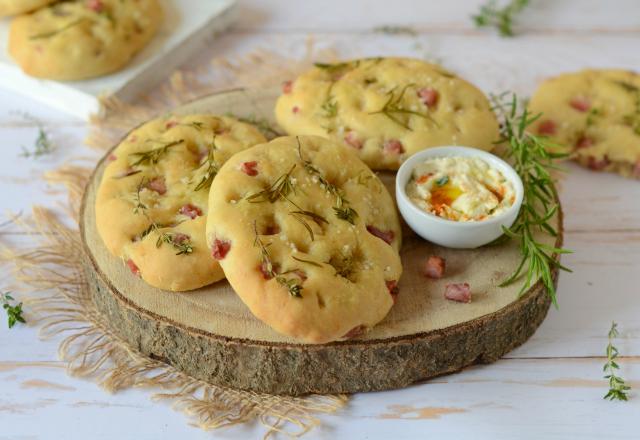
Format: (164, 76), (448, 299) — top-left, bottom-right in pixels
(80, 88), (563, 396)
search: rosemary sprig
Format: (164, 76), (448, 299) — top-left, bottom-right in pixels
(292, 255), (323, 267)
(29, 18), (85, 40)
(369, 84), (438, 130)
(254, 224), (303, 298)
(194, 138), (219, 191)
(2, 292), (25, 329)
(156, 232), (194, 255)
(246, 164), (297, 204)
(289, 210), (328, 241)
(129, 139), (183, 167)
(491, 92), (572, 307)
(603, 322), (631, 401)
(18, 114), (54, 159)
(297, 138), (358, 224)
(133, 177), (148, 214)
(472, 0), (530, 37)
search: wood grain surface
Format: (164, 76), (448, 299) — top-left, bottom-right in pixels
(1, 0), (639, 438)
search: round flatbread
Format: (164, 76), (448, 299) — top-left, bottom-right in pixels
(206, 135), (403, 344)
(529, 69), (640, 179)
(9, 0), (162, 81)
(95, 115), (267, 292)
(0, 0), (55, 17)
(275, 57), (500, 171)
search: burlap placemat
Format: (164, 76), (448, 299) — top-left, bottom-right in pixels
(1, 41), (351, 438)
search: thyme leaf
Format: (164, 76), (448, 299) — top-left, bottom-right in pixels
(369, 84), (438, 130)
(603, 322), (631, 401)
(129, 139), (184, 167)
(1, 292), (25, 329)
(490, 92), (572, 308)
(472, 0), (530, 37)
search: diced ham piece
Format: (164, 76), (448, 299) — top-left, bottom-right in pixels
(128, 135), (137, 143)
(146, 177), (166, 195)
(108, 154), (117, 161)
(342, 325), (366, 339)
(416, 173), (433, 184)
(172, 233), (190, 244)
(383, 139), (404, 155)
(126, 259), (140, 276)
(259, 261), (273, 280)
(418, 87), (439, 107)
(165, 120), (178, 129)
(424, 256), (446, 279)
(386, 280), (399, 304)
(569, 97), (591, 112)
(366, 225), (395, 245)
(214, 126), (230, 135)
(241, 161), (259, 176)
(179, 204), (202, 219)
(575, 136), (593, 149)
(292, 106), (300, 114)
(587, 156), (610, 171)
(537, 120), (557, 136)
(86, 0), (104, 12)
(282, 80), (293, 94)
(293, 270), (308, 282)
(344, 131), (364, 150)
(444, 283), (471, 303)
(211, 239), (231, 260)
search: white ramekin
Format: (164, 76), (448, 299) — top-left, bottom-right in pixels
(395, 146), (524, 249)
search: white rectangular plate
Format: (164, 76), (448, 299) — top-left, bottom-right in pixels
(0, 0), (237, 120)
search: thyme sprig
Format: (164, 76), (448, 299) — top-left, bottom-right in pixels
(369, 84), (438, 130)
(2, 292), (25, 329)
(254, 224), (303, 298)
(19, 114), (54, 159)
(194, 138), (218, 191)
(603, 322), (631, 401)
(472, 0), (530, 37)
(30, 18), (85, 40)
(491, 92), (572, 307)
(129, 139), (183, 167)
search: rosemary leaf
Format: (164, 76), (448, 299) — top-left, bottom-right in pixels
(129, 139), (184, 167)
(194, 139), (219, 191)
(246, 164), (297, 204)
(369, 84), (438, 130)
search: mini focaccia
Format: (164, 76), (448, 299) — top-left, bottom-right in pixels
(529, 69), (640, 179)
(0, 0), (55, 17)
(206, 135), (403, 344)
(275, 57), (500, 171)
(95, 115), (267, 292)
(9, 0), (162, 81)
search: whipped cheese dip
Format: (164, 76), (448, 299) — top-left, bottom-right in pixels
(406, 156), (516, 222)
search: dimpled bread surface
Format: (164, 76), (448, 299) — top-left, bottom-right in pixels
(275, 57), (500, 170)
(206, 135), (403, 344)
(9, 0), (162, 81)
(95, 114), (267, 292)
(530, 69), (640, 179)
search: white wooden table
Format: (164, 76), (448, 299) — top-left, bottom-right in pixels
(1, 1), (638, 438)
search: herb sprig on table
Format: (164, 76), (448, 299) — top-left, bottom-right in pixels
(472, 0), (530, 37)
(18, 114), (55, 159)
(491, 93), (572, 307)
(2, 292), (25, 329)
(603, 322), (631, 401)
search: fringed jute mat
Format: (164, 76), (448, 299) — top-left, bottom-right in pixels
(1, 42), (351, 438)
